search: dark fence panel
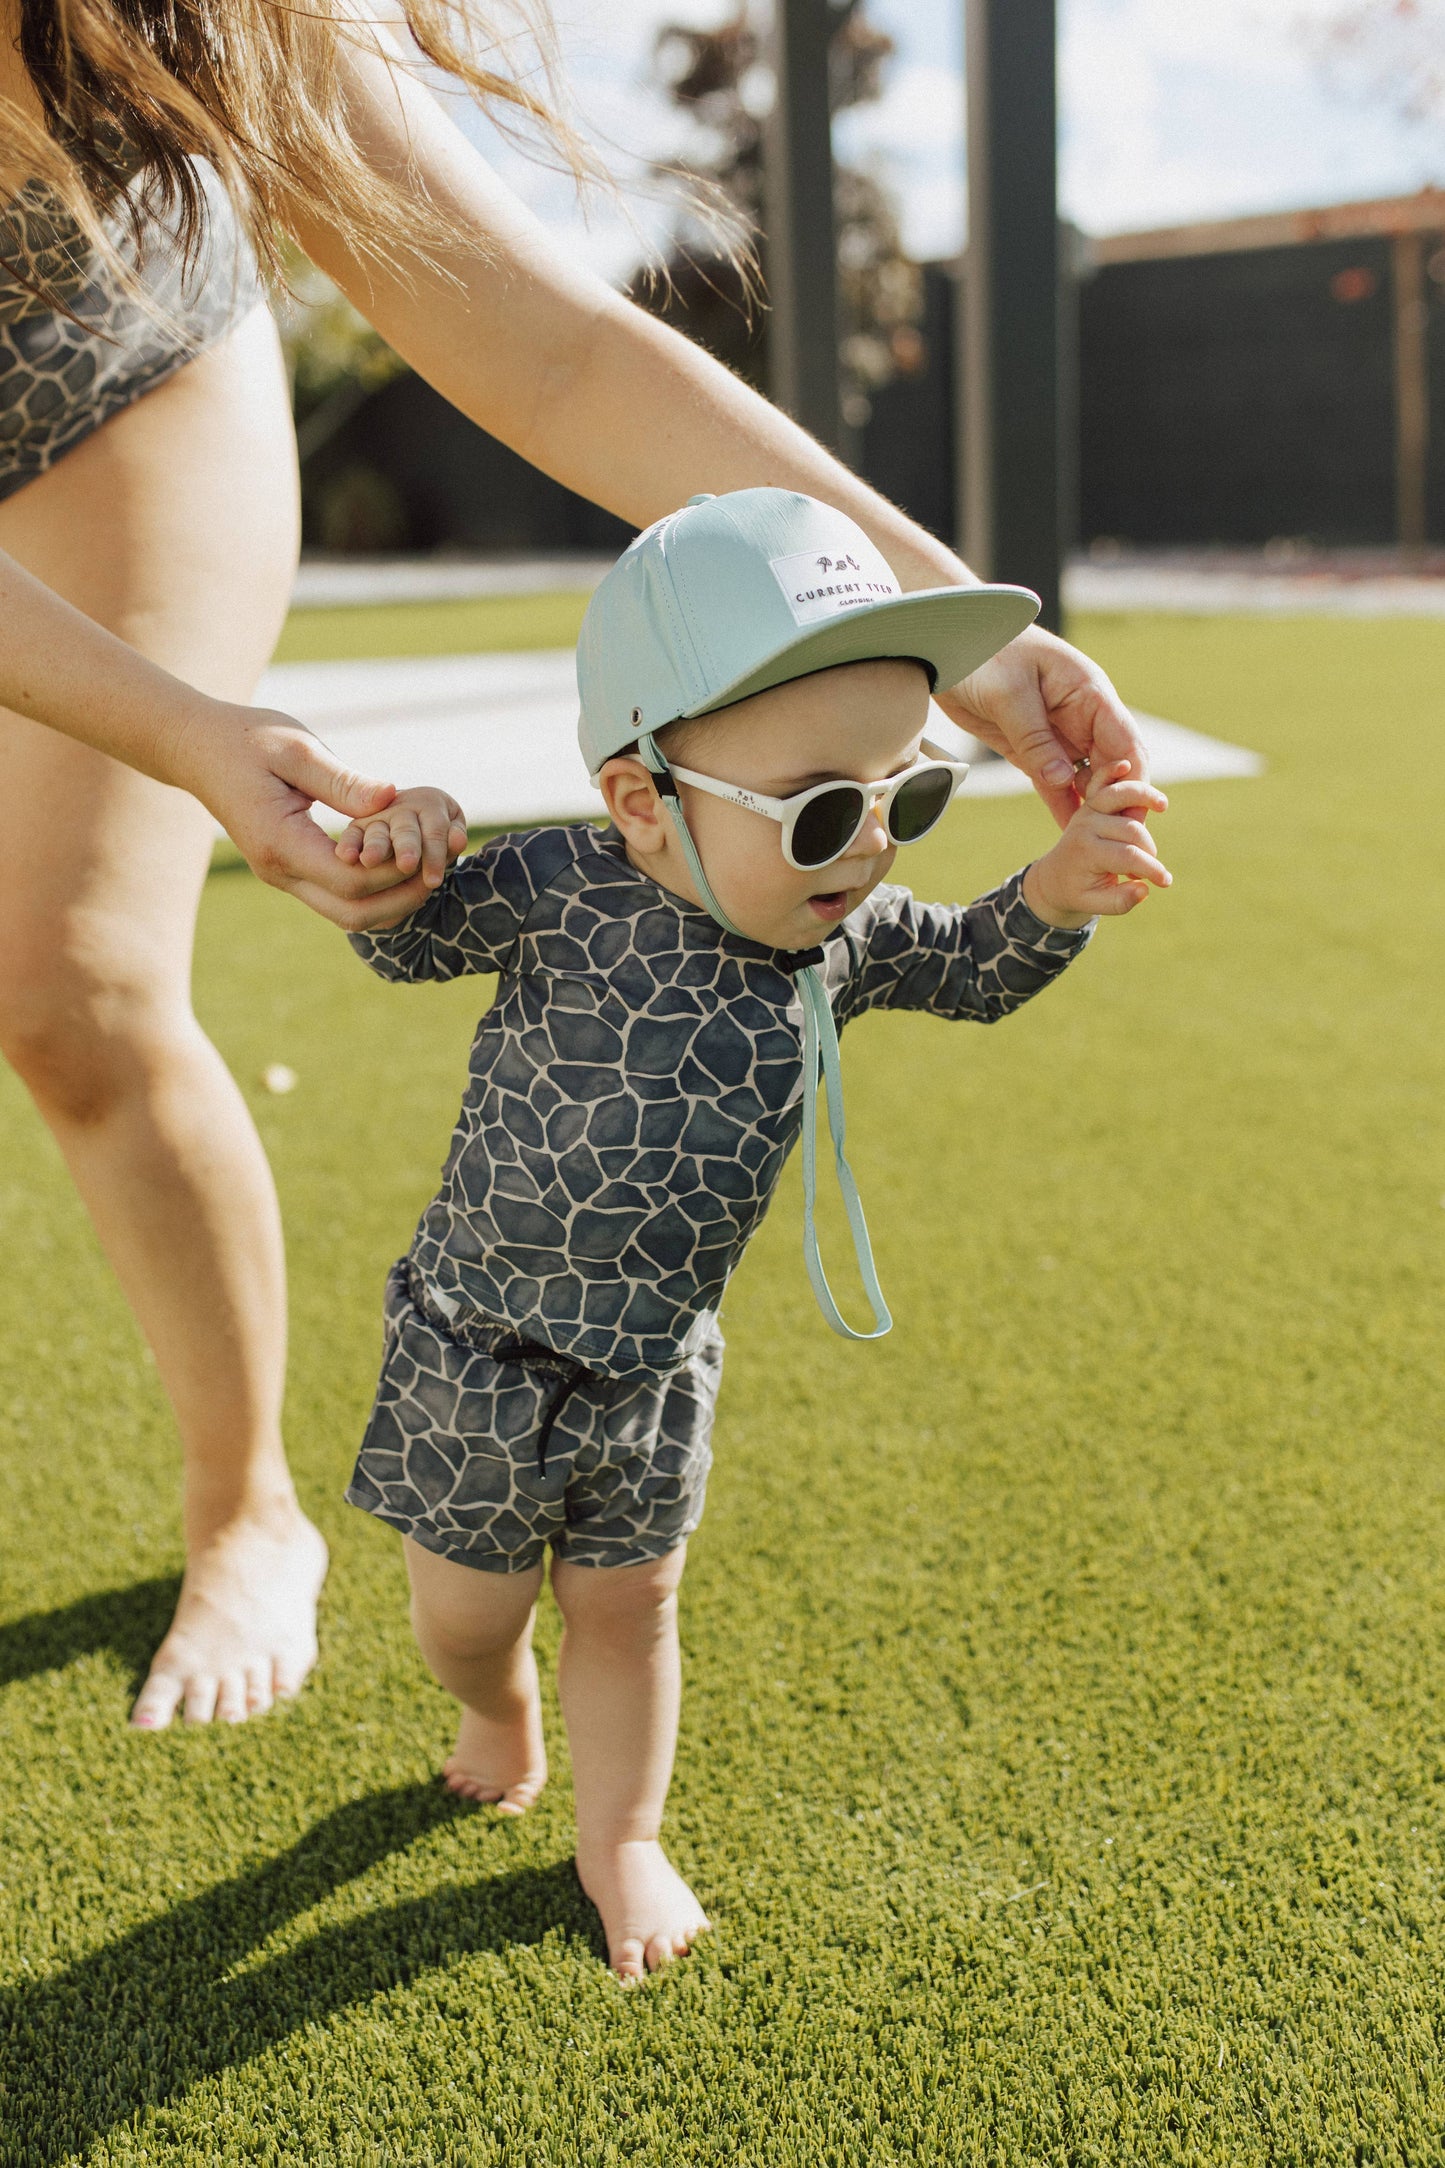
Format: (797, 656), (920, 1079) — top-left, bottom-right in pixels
(302, 230), (1444, 556)
(303, 371), (634, 556)
(855, 261), (958, 547)
(1078, 238), (1397, 547)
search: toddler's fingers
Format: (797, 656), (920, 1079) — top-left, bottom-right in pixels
(1089, 773), (1168, 817)
(1088, 812), (1162, 854)
(357, 816), (401, 870)
(386, 810), (425, 876)
(334, 819), (367, 864)
(1089, 877), (1153, 916)
(1090, 839), (1171, 887)
(1081, 756), (1133, 796)
(418, 794), (466, 887)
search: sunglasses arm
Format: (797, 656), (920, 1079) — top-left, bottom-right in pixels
(663, 764), (788, 823)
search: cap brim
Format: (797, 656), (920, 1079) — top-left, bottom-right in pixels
(680, 583), (1040, 720)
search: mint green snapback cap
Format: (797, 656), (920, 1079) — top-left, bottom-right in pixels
(577, 487), (1039, 777)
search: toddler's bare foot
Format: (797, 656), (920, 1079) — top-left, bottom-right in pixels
(576, 1838), (712, 1982)
(444, 1687), (548, 1815)
(131, 1504), (328, 1729)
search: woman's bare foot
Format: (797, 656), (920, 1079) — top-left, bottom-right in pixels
(130, 1505), (328, 1728)
(576, 1839), (712, 1982)
(443, 1677), (548, 1815)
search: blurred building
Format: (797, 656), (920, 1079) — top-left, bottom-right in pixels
(301, 188), (1445, 559)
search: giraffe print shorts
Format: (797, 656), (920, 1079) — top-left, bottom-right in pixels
(346, 1259), (723, 1574)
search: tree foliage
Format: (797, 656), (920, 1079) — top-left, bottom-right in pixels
(1300, 0), (1445, 123)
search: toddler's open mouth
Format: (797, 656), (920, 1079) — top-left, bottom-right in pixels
(807, 889), (851, 923)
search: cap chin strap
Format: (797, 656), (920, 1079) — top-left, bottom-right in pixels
(638, 732), (892, 1343)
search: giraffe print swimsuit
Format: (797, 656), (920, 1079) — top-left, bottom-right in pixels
(345, 820), (1091, 1574)
(0, 159), (263, 502)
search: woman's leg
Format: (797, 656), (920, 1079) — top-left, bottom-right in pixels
(551, 1546), (711, 1981)
(404, 1540), (548, 1814)
(0, 305), (324, 1726)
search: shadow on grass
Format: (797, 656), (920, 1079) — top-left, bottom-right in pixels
(0, 1576), (181, 1699)
(0, 1781), (601, 2164)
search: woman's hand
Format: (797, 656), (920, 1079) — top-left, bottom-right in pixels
(938, 624), (1151, 833)
(0, 547), (453, 928)
(1021, 760), (1171, 929)
(179, 704), (457, 930)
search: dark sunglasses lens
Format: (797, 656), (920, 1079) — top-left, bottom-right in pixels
(791, 786), (866, 867)
(889, 768), (954, 843)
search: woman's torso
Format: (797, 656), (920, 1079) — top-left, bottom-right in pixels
(0, 19), (265, 499)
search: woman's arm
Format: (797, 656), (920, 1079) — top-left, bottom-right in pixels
(287, 36), (1144, 827)
(0, 548), (455, 927)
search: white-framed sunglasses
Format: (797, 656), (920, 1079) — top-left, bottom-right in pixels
(663, 750), (971, 872)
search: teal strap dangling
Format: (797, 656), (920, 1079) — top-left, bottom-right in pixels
(638, 733), (892, 1342)
(795, 962), (892, 1341)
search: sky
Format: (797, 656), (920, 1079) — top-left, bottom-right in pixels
(452, 0), (1445, 279)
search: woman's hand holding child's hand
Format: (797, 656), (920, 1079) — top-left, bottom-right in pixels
(335, 786), (468, 891)
(1021, 760), (1171, 930)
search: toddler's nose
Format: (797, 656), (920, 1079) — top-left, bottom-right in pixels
(855, 803), (890, 858)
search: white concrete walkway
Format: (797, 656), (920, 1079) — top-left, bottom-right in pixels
(256, 648), (1262, 832)
(292, 557), (615, 609)
(291, 549), (1445, 621)
(1065, 560), (1445, 619)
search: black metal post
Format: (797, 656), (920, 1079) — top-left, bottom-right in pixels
(765, 0), (843, 451)
(959, 0), (1061, 628)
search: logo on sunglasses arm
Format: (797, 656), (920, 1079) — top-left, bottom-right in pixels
(769, 544), (902, 627)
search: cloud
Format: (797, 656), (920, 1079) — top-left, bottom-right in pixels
(1062, 0), (1444, 230)
(442, 0), (1445, 280)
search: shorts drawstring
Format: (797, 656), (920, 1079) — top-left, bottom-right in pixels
(407, 1263), (591, 1473)
(484, 1334), (589, 1478)
(534, 1373), (585, 1476)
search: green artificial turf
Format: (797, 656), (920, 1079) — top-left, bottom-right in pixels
(271, 588), (593, 664)
(3, 612), (1445, 2163)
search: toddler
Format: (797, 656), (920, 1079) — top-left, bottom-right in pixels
(338, 489), (1170, 1980)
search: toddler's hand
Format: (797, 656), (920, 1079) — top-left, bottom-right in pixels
(334, 785), (468, 889)
(1022, 759), (1171, 929)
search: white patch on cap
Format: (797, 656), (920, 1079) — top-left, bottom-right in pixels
(769, 542), (902, 626)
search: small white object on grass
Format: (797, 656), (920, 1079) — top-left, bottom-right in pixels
(261, 1064), (298, 1096)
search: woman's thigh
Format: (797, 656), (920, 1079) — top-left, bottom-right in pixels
(0, 303), (300, 1018)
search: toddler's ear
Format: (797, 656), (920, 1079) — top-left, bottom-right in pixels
(599, 756), (669, 855)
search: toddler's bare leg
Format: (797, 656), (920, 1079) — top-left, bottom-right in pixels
(403, 1540), (548, 1814)
(551, 1545), (711, 1981)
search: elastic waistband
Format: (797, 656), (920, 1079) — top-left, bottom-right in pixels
(404, 1259), (590, 1383)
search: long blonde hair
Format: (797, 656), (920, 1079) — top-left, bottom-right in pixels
(1, 0), (624, 310)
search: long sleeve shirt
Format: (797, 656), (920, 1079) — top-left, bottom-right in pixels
(351, 821), (1092, 1375)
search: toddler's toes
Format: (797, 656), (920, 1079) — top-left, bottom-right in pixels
(582, 1841), (712, 1982)
(442, 1760), (547, 1813)
(443, 1697), (548, 1815)
(496, 1771), (546, 1815)
(442, 1766), (495, 1804)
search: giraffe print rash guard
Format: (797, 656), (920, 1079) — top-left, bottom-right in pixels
(351, 821), (1093, 1378)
